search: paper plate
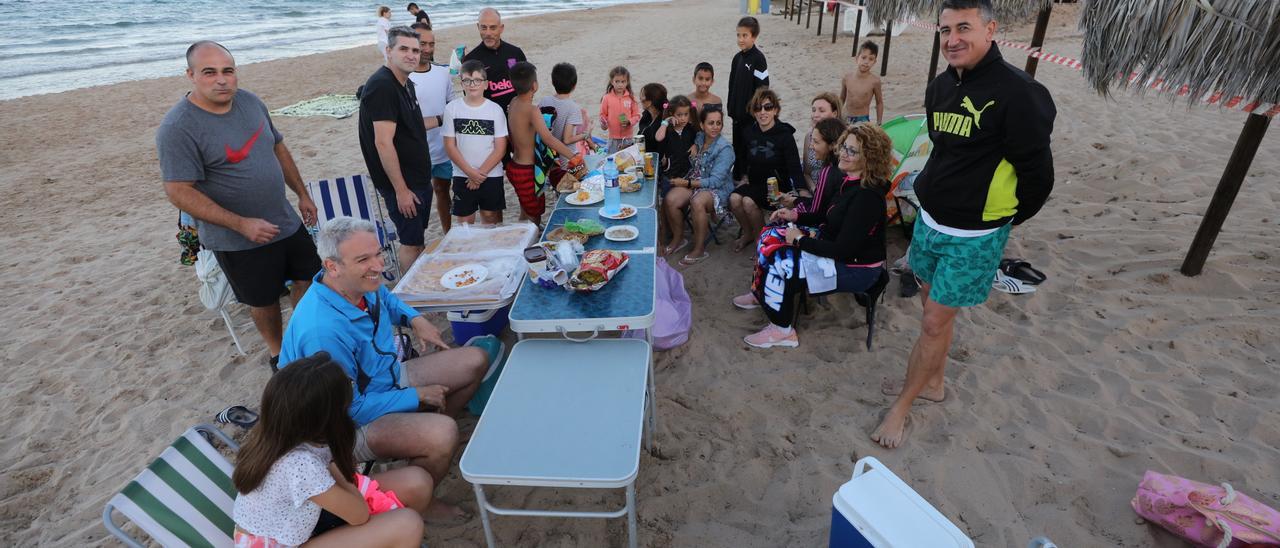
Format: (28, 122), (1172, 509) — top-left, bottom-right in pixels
(566, 191), (603, 205)
(598, 205), (637, 220)
(604, 225), (639, 242)
(440, 264), (489, 290)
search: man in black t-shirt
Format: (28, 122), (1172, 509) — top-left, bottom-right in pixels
(358, 26), (434, 272)
(461, 7), (526, 113)
(407, 3), (431, 26)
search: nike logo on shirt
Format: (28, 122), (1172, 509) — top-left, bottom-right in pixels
(225, 122), (264, 164)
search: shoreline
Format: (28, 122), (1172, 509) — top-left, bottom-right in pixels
(2, 0), (1279, 546)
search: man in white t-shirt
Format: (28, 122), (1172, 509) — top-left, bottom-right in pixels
(442, 59), (508, 225)
(407, 23), (456, 232)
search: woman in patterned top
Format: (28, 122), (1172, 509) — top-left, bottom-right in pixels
(231, 353), (431, 547)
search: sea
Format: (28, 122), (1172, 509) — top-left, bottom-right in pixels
(0, 0), (662, 101)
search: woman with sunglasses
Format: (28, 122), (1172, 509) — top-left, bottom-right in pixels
(733, 124), (893, 348)
(728, 88), (805, 252)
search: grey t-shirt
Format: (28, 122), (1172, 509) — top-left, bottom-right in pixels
(537, 95), (584, 147)
(157, 89), (301, 251)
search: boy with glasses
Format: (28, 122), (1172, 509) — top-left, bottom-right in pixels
(442, 60), (508, 225)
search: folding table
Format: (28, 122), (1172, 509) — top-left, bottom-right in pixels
(460, 339), (651, 548)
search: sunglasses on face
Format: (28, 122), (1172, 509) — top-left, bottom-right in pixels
(752, 103), (776, 112)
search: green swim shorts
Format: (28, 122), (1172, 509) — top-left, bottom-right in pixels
(908, 218), (1012, 308)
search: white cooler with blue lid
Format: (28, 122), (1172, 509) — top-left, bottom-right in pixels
(830, 457), (973, 548)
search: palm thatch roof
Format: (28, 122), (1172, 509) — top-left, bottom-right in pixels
(865, 0), (1053, 28)
(1079, 0), (1280, 106)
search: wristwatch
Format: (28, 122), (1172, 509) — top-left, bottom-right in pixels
(435, 115), (444, 126)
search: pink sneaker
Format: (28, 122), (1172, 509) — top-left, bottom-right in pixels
(744, 324), (799, 348)
(732, 293), (759, 310)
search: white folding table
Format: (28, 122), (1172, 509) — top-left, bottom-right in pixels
(459, 338), (651, 548)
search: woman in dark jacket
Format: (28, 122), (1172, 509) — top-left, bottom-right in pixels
(732, 123), (895, 348)
(727, 88), (806, 252)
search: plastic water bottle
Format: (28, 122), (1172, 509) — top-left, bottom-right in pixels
(603, 157), (621, 216)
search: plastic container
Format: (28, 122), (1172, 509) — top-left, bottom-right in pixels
(830, 457), (973, 548)
(447, 305), (511, 345)
(602, 157), (621, 216)
(463, 334), (507, 415)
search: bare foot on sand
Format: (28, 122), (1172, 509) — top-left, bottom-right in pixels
(870, 410), (910, 449)
(425, 499), (471, 524)
(880, 379), (946, 403)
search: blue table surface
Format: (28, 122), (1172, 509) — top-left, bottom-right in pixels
(460, 338), (650, 484)
(556, 174), (657, 209)
(542, 207), (657, 252)
(509, 253), (655, 325)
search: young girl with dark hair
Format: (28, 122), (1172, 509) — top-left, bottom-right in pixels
(232, 352), (432, 547)
(654, 95), (701, 203)
(790, 116), (849, 217)
(599, 66), (641, 153)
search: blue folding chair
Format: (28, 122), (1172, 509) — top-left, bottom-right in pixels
(306, 174), (402, 284)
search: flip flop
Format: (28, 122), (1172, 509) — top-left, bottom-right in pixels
(899, 271), (920, 298)
(664, 239), (690, 256)
(993, 270), (1037, 294)
(1000, 258), (1047, 285)
(679, 252), (710, 266)
(215, 405), (259, 429)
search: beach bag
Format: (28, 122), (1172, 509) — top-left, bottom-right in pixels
(1132, 470), (1280, 547)
(195, 249), (233, 311)
(651, 260), (692, 350)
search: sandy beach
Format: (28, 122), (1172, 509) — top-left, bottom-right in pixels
(2, 0), (1279, 546)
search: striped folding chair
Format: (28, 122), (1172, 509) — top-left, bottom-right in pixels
(306, 174), (402, 284)
(102, 424), (239, 548)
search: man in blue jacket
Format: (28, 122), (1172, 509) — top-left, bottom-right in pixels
(280, 216), (487, 520)
(874, 0), (1056, 449)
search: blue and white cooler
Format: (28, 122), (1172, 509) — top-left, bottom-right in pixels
(830, 457), (973, 548)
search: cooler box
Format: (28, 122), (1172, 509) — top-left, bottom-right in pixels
(464, 335), (507, 416)
(447, 305), (511, 345)
(830, 457), (973, 548)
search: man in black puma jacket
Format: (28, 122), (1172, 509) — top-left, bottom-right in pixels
(873, 0), (1056, 449)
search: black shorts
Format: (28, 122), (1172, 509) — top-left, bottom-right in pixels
(451, 176), (506, 217)
(214, 226), (320, 308)
(732, 182), (773, 210)
(374, 185), (433, 247)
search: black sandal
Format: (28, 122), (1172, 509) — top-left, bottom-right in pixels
(999, 258), (1047, 285)
(215, 406), (259, 429)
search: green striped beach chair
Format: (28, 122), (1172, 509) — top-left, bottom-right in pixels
(102, 424), (239, 548)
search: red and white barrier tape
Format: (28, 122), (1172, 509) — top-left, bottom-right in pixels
(905, 20), (1276, 116)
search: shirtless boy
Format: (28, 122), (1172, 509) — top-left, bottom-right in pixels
(840, 41), (884, 125)
(505, 61), (584, 227)
(689, 62), (722, 108)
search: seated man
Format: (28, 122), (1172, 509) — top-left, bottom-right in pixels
(280, 216), (487, 520)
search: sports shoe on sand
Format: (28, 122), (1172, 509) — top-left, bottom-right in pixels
(732, 293), (760, 309)
(744, 323), (799, 348)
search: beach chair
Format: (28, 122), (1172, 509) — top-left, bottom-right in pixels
(102, 424), (238, 548)
(306, 174), (402, 284)
(797, 268), (889, 350)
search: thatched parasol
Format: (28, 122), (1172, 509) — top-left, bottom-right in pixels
(1079, 0), (1278, 275)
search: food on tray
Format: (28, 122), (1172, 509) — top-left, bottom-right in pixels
(604, 206), (636, 218)
(456, 271), (479, 287)
(564, 218), (605, 236)
(613, 151), (636, 172)
(433, 224), (535, 255)
(573, 190), (594, 202)
(570, 250), (630, 291)
(618, 173), (636, 185)
(557, 172), (581, 193)
(546, 227), (589, 244)
(400, 258), (471, 293)
(605, 226), (637, 240)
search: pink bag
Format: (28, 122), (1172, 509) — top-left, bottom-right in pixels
(624, 260), (691, 350)
(1132, 470), (1280, 547)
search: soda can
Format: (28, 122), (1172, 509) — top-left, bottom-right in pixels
(766, 176), (780, 205)
(635, 134), (645, 155)
(644, 152), (658, 179)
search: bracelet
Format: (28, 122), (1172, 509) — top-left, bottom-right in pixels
(660, 120), (668, 127)
(435, 115), (443, 126)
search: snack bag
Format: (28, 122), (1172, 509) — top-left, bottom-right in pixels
(570, 250), (630, 291)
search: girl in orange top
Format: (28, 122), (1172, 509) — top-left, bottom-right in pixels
(598, 66), (642, 153)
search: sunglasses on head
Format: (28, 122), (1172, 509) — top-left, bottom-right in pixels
(752, 102), (776, 112)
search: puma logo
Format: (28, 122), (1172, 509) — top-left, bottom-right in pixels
(225, 122), (264, 164)
(960, 96), (996, 129)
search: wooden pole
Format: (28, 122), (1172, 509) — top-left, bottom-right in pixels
(831, 2), (840, 43)
(880, 21), (893, 76)
(807, 0), (814, 28)
(817, 0), (825, 35)
(927, 30), (941, 82)
(852, 0), (864, 56)
(1023, 6), (1052, 78)
(1180, 113), (1272, 276)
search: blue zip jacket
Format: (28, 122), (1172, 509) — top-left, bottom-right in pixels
(280, 272), (421, 426)
(695, 132), (735, 206)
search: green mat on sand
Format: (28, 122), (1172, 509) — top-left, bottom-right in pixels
(270, 94), (359, 119)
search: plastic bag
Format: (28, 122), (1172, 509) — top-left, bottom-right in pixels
(652, 259), (692, 350)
